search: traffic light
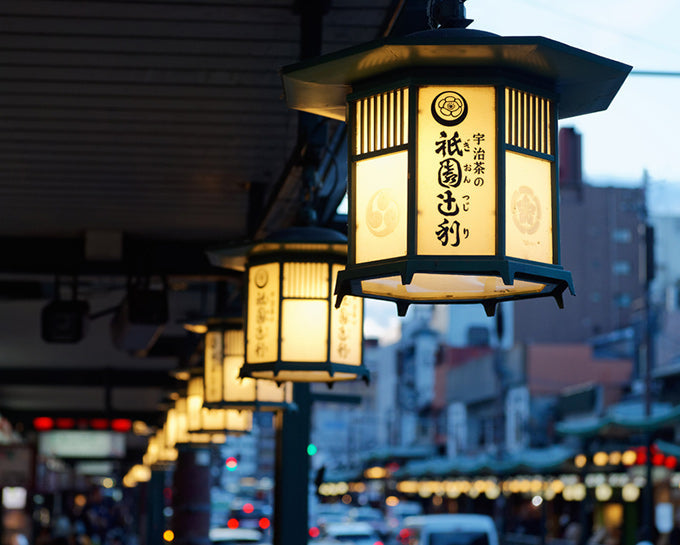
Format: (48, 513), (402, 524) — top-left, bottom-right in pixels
(225, 456), (238, 471)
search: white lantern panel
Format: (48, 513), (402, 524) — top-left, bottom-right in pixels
(246, 263), (280, 364)
(416, 85), (496, 256)
(330, 264), (363, 365)
(505, 151), (553, 263)
(354, 150), (408, 264)
(204, 330), (223, 404)
(281, 299), (329, 362)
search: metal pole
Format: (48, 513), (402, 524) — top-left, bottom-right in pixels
(643, 223), (655, 534)
(273, 383), (312, 545)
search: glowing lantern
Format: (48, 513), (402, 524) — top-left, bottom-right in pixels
(202, 319), (292, 409)
(280, 3), (630, 316)
(209, 227), (368, 383)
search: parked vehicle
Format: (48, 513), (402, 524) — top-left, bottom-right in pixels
(396, 514), (499, 545)
(313, 521), (384, 545)
(209, 527), (269, 545)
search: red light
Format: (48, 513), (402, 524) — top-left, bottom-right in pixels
(374, 541), (384, 545)
(227, 518), (239, 529)
(258, 518), (270, 530)
(666, 456), (678, 469)
(33, 417), (54, 431)
(636, 447), (647, 465)
(56, 417), (75, 429)
(309, 527), (320, 538)
(653, 453), (666, 466)
(399, 529), (411, 538)
(111, 418), (132, 432)
(90, 418), (109, 430)
(225, 457), (238, 471)
(243, 503), (254, 514)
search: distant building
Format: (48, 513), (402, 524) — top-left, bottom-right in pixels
(514, 127), (646, 344)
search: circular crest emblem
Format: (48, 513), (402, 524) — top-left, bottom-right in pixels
(366, 189), (399, 237)
(511, 186), (541, 235)
(254, 268), (269, 289)
(431, 91), (468, 126)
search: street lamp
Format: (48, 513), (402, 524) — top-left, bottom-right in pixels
(281, 0), (631, 317)
(202, 318), (293, 409)
(209, 226), (368, 383)
(185, 375), (252, 436)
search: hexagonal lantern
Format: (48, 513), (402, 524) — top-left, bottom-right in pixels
(280, 10), (631, 316)
(209, 227), (368, 383)
(202, 318), (294, 409)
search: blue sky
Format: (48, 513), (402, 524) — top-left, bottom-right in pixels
(471, 0), (680, 186)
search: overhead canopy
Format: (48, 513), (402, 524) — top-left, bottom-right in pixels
(393, 445), (576, 479)
(556, 401), (680, 437)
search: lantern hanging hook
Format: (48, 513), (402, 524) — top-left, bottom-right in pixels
(427, 0), (473, 29)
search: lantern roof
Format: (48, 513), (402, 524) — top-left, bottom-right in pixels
(281, 27), (632, 121)
(207, 226), (348, 271)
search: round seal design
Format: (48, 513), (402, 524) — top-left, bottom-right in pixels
(254, 268), (269, 289)
(431, 91), (468, 126)
(366, 189), (399, 237)
(511, 186), (541, 235)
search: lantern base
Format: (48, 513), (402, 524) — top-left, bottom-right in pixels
(335, 257), (574, 317)
(240, 362), (370, 384)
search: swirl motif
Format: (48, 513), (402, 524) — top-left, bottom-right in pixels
(366, 189), (399, 237)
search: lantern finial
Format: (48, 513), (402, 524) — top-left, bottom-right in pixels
(427, 0), (472, 29)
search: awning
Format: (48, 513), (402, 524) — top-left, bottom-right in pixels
(556, 401), (680, 437)
(393, 445), (576, 479)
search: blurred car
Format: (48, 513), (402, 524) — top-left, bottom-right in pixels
(314, 521), (384, 545)
(209, 527), (270, 545)
(395, 514), (498, 545)
(348, 507), (390, 539)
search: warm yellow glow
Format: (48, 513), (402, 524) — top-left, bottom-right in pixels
(572, 483), (586, 501)
(361, 273), (546, 301)
(551, 480), (565, 494)
(574, 454), (587, 468)
(349, 482), (366, 493)
(184, 323), (208, 334)
(609, 451), (622, 465)
(163, 530), (174, 543)
(397, 481), (419, 494)
(622, 483), (640, 502)
(354, 151), (408, 263)
(595, 483), (613, 502)
(281, 299), (329, 361)
(74, 494), (87, 508)
(530, 479), (543, 493)
(246, 262), (280, 364)
(485, 484), (501, 500)
(622, 450), (637, 466)
(593, 451), (609, 466)
(330, 264), (363, 366)
(505, 151), (553, 263)
(204, 330), (225, 403)
(102, 478), (114, 489)
(364, 466), (387, 479)
(445, 481), (461, 499)
(543, 488), (556, 501)
(133, 420), (151, 436)
(385, 496), (400, 507)
(416, 85), (496, 257)
(130, 464), (151, 483)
